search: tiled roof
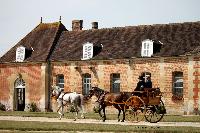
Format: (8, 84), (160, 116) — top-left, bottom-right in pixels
(1, 21), (200, 63)
(0, 22), (66, 63)
(50, 21), (200, 61)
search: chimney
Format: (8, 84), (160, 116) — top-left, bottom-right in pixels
(92, 22), (98, 29)
(72, 20), (83, 31)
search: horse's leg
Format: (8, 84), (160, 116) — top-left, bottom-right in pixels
(61, 104), (64, 117)
(78, 96), (85, 119)
(121, 105), (125, 122)
(98, 104), (103, 118)
(80, 105), (85, 119)
(102, 105), (106, 122)
(73, 104), (78, 121)
(113, 104), (121, 122)
(57, 105), (62, 120)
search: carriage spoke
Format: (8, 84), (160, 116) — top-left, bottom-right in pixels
(125, 96), (146, 123)
(144, 100), (165, 123)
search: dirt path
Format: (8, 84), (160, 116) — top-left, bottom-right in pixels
(0, 116), (200, 127)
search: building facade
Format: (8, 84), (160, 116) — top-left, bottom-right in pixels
(0, 20), (200, 114)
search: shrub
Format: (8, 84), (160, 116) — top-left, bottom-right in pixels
(93, 106), (100, 113)
(68, 105), (76, 112)
(0, 103), (6, 111)
(93, 102), (100, 113)
(26, 103), (40, 112)
(193, 108), (200, 115)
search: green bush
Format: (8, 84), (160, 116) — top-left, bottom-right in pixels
(0, 103), (6, 111)
(26, 103), (40, 112)
(68, 105), (76, 112)
(93, 102), (100, 113)
(93, 106), (100, 113)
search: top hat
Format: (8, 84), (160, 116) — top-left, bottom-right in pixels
(138, 76), (143, 80)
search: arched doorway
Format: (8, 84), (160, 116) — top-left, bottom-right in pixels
(14, 75), (25, 111)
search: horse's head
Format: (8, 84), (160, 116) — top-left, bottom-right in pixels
(51, 85), (61, 98)
(87, 87), (96, 98)
(88, 87), (104, 99)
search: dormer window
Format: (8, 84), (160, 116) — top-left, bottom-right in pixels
(82, 42), (93, 60)
(141, 39), (162, 57)
(141, 39), (153, 57)
(16, 46), (26, 62)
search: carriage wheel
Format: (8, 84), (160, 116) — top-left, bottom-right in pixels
(144, 99), (165, 123)
(125, 96), (146, 123)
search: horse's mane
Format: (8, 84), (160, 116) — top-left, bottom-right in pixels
(92, 87), (105, 93)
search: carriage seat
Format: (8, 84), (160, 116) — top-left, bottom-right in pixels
(132, 88), (161, 98)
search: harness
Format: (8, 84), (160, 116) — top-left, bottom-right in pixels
(96, 91), (109, 104)
(57, 92), (72, 107)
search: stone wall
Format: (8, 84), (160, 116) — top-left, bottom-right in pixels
(1, 55), (199, 114)
(51, 56), (200, 114)
(0, 63), (48, 111)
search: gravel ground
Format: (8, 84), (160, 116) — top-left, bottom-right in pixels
(0, 116), (200, 127)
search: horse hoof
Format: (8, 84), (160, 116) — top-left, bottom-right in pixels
(121, 120), (124, 122)
(118, 119), (120, 122)
(74, 119), (77, 121)
(81, 115), (85, 119)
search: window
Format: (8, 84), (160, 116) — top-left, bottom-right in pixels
(110, 73), (120, 93)
(172, 72), (183, 97)
(16, 46), (26, 62)
(82, 73), (91, 95)
(82, 42), (93, 60)
(141, 39), (153, 57)
(15, 78), (25, 88)
(141, 72), (151, 82)
(56, 75), (64, 90)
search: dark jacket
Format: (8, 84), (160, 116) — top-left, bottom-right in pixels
(145, 80), (152, 88)
(135, 80), (145, 91)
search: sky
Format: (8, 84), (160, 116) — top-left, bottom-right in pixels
(0, 0), (200, 57)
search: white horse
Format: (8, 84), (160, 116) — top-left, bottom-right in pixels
(51, 86), (85, 121)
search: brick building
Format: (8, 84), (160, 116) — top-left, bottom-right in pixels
(0, 19), (200, 114)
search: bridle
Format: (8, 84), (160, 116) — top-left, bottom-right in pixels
(52, 89), (62, 99)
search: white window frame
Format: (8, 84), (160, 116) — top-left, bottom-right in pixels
(16, 46), (26, 62)
(173, 72), (183, 97)
(141, 39), (153, 57)
(82, 42), (93, 60)
(111, 73), (120, 93)
(82, 74), (91, 95)
(56, 75), (64, 90)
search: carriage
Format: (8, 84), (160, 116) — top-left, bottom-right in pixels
(88, 86), (166, 123)
(125, 88), (166, 123)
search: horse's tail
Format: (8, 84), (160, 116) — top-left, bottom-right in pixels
(78, 94), (85, 112)
(79, 94), (84, 106)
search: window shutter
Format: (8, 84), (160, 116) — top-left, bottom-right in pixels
(82, 43), (93, 60)
(16, 46), (25, 62)
(141, 40), (153, 57)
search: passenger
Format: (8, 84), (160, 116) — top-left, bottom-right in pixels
(135, 76), (145, 91)
(145, 75), (152, 88)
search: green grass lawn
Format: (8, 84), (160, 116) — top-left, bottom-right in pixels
(0, 111), (200, 132)
(0, 120), (200, 133)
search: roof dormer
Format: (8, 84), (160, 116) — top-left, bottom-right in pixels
(16, 46), (26, 62)
(15, 46), (34, 62)
(82, 42), (93, 60)
(81, 42), (103, 60)
(141, 39), (153, 57)
(141, 39), (162, 57)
